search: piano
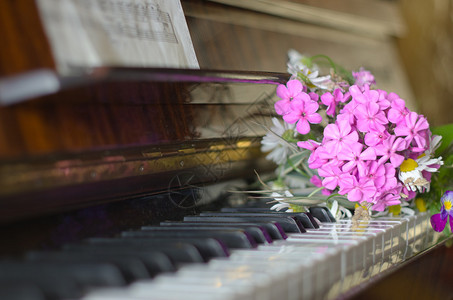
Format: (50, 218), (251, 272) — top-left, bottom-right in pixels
(1, 0), (453, 299)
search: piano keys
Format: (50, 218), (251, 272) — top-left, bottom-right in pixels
(1, 205), (440, 300)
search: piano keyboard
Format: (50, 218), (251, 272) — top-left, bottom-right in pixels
(0, 208), (436, 300)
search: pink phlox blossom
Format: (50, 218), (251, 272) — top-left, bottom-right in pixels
(275, 79), (305, 115)
(323, 119), (359, 154)
(352, 68), (376, 89)
(394, 112), (429, 150)
(375, 135), (407, 167)
(364, 129), (390, 147)
(387, 98), (409, 125)
(375, 89), (391, 110)
(354, 101), (388, 133)
(383, 163), (398, 190)
(309, 92), (319, 102)
(321, 88), (349, 117)
(349, 85), (378, 104)
(307, 147), (328, 169)
(372, 189), (402, 211)
(337, 100), (358, 125)
(337, 142), (376, 173)
(297, 139), (320, 151)
(358, 161), (386, 189)
(283, 95), (322, 135)
(339, 175), (377, 203)
(317, 164), (344, 191)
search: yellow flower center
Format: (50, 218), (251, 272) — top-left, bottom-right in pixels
(289, 204), (305, 212)
(415, 198), (427, 212)
(389, 205), (401, 216)
(400, 158), (418, 172)
(417, 153), (426, 159)
(445, 200), (452, 211)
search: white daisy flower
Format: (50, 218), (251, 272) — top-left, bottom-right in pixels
(261, 118), (297, 165)
(270, 190), (294, 212)
(286, 49), (333, 91)
(398, 154), (443, 192)
(425, 134), (442, 157)
(330, 200), (352, 220)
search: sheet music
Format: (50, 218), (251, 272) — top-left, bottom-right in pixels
(36, 0), (199, 74)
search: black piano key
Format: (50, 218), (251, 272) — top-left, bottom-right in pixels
(159, 221), (277, 243)
(26, 251), (150, 283)
(61, 246), (176, 276)
(66, 240), (204, 265)
(309, 206), (337, 222)
(0, 282), (46, 300)
(0, 261), (126, 297)
(143, 225), (270, 244)
(219, 208), (320, 229)
(120, 236), (229, 261)
(194, 213), (307, 232)
(184, 215), (303, 233)
(122, 228), (256, 249)
(0, 277), (80, 300)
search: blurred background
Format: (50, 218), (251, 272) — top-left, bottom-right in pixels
(182, 0), (453, 126)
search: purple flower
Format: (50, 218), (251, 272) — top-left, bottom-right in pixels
(283, 96), (322, 134)
(430, 191), (453, 232)
(275, 79), (305, 115)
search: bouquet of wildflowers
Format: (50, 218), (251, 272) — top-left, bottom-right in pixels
(260, 50), (448, 221)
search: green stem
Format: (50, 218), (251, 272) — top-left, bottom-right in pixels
(308, 186), (325, 197)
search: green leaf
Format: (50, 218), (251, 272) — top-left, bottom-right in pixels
(432, 123), (453, 155)
(282, 151), (309, 175)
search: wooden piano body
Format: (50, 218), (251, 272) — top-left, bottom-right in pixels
(0, 0), (453, 299)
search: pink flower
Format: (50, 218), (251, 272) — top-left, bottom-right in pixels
(355, 101), (388, 133)
(321, 89), (348, 117)
(375, 135), (407, 167)
(364, 129), (390, 147)
(394, 112), (429, 150)
(307, 148), (328, 169)
(318, 164), (343, 190)
(387, 98), (409, 124)
(337, 101), (358, 125)
(352, 68), (376, 88)
(275, 79), (305, 115)
(283, 96), (322, 134)
(349, 85), (378, 104)
(339, 175), (377, 203)
(359, 161), (386, 188)
(382, 163), (398, 190)
(297, 139), (320, 151)
(372, 189), (401, 211)
(323, 119), (359, 154)
(337, 143), (376, 173)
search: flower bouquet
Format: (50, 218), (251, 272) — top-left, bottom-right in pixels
(260, 50), (453, 227)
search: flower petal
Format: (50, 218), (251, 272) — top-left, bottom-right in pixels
(431, 213), (447, 232)
(296, 119), (311, 134)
